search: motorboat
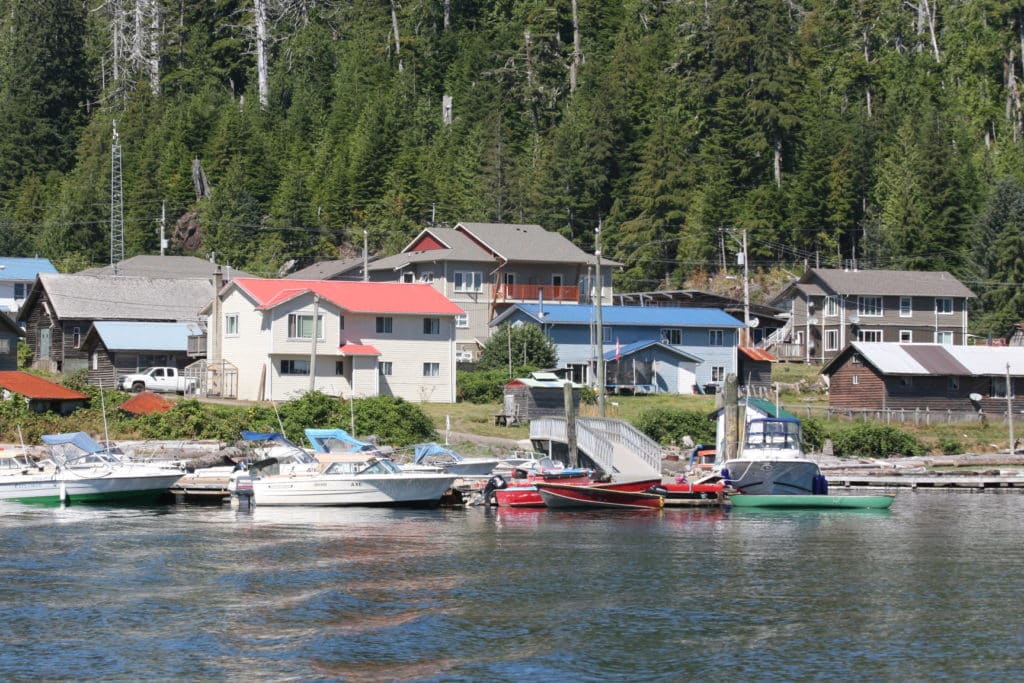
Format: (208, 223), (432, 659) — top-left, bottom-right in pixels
(0, 432), (182, 505)
(646, 478), (727, 504)
(483, 457), (594, 507)
(535, 481), (665, 510)
(399, 443), (500, 476)
(718, 418), (826, 495)
(303, 428), (392, 458)
(243, 431), (457, 507)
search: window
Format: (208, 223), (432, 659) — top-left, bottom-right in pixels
(378, 361), (393, 376)
(423, 318), (440, 335)
(825, 329), (839, 352)
(857, 296), (883, 317)
(287, 314), (323, 340)
(935, 298), (953, 314)
(0, 339), (10, 354)
(897, 376), (913, 390)
(852, 354), (862, 364)
(899, 330), (912, 344)
(824, 295), (839, 317)
(455, 314), (469, 329)
(794, 331), (804, 345)
(13, 283), (26, 301)
(899, 296), (912, 318)
(376, 317), (393, 334)
(662, 328), (682, 345)
(91, 351), (98, 370)
(454, 271), (483, 292)
(423, 362), (440, 377)
(709, 329), (725, 346)
(280, 359), (309, 375)
(858, 329), (882, 343)
(852, 374), (860, 385)
(402, 272), (415, 283)
(71, 326), (81, 349)
(551, 274), (563, 287)
(225, 314), (239, 337)
(947, 376), (959, 391)
(335, 360), (345, 375)
(419, 271), (434, 283)
(935, 330), (953, 345)
(338, 315), (345, 331)
(992, 377), (1012, 398)
(603, 326), (613, 343)
(711, 366), (725, 382)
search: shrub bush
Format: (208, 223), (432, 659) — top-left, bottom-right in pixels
(938, 436), (962, 455)
(456, 368), (511, 404)
(800, 417), (827, 452)
(635, 408), (715, 446)
(831, 423), (924, 457)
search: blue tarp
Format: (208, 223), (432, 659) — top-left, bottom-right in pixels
(240, 430), (298, 447)
(411, 443), (460, 464)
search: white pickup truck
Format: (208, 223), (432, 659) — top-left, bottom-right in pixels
(118, 367), (196, 394)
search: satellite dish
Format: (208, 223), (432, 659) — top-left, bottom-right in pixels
(748, 318), (760, 328)
(969, 393), (983, 402)
(849, 315), (860, 325)
(808, 316), (818, 325)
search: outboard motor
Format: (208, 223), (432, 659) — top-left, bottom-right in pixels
(481, 474), (508, 506)
(228, 464), (254, 509)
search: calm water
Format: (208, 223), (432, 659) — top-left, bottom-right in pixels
(1, 492), (1022, 682)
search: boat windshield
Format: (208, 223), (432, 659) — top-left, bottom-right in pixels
(323, 458), (403, 475)
(0, 454), (35, 471)
(744, 419), (801, 450)
(41, 432), (127, 468)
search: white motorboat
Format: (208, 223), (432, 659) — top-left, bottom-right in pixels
(0, 432), (183, 505)
(399, 443), (500, 476)
(718, 418), (826, 495)
(243, 431), (457, 506)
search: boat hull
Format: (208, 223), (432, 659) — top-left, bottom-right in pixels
(536, 482), (664, 510)
(0, 471), (182, 505)
(722, 459), (822, 495)
(252, 473), (457, 506)
(729, 494), (896, 509)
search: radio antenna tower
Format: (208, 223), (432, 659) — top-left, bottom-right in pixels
(110, 120), (125, 270)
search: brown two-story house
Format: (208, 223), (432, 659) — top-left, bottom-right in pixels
(767, 268), (975, 364)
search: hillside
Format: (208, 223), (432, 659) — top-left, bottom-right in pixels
(2, 1), (1024, 332)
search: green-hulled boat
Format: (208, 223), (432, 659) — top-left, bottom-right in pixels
(728, 493), (896, 509)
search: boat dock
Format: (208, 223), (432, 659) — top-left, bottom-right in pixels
(827, 473), (1024, 491)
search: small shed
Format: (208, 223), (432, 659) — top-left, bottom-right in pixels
(602, 339), (702, 394)
(501, 371), (582, 425)
(0, 371), (88, 415)
(738, 347), (776, 390)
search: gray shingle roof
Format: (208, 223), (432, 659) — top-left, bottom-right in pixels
(77, 255), (251, 280)
(36, 274), (213, 321)
(286, 257), (368, 280)
(807, 268), (975, 298)
(456, 222), (605, 265)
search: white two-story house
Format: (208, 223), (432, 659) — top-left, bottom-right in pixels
(215, 278), (464, 403)
(0, 257), (56, 314)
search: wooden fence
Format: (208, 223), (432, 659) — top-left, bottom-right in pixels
(782, 403), (1011, 425)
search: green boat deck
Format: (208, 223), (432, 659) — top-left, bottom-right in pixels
(728, 493), (896, 509)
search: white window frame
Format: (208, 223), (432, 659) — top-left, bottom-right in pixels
(603, 326), (613, 343)
(423, 362), (440, 377)
(423, 317), (440, 335)
(858, 329), (883, 343)
(899, 330), (912, 344)
(454, 271), (483, 293)
(71, 326), (81, 349)
(662, 328), (682, 345)
(402, 272), (415, 283)
(13, 283), (27, 301)
(225, 314), (239, 337)
(899, 296), (912, 318)
(824, 295), (839, 317)
(287, 313), (324, 341)
(455, 314), (469, 329)
(376, 317), (393, 334)
(824, 329), (839, 352)
(280, 359), (310, 375)
(378, 361), (393, 376)
(551, 274), (563, 287)
(711, 366), (725, 382)
(935, 297), (953, 315)
(858, 296), (883, 317)
(419, 271), (434, 283)
(709, 329), (725, 346)
(852, 374), (860, 385)
(935, 330), (953, 345)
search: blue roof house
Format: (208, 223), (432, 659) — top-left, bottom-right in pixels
(80, 321), (201, 388)
(490, 304), (745, 394)
(0, 257), (57, 314)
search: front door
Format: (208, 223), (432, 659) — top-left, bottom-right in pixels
(39, 328), (51, 359)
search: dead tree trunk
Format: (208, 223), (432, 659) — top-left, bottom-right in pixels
(254, 0), (270, 109)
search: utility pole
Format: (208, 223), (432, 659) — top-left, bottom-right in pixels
(159, 200), (167, 255)
(362, 229), (369, 282)
(110, 121), (124, 270)
(595, 221), (606, 417)
(309, 294), (320, 392)
(1008, 363), (1015, 454)
(742, 229), (750, 346)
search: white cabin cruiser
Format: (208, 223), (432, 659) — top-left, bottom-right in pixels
(719, 417), (826, 495)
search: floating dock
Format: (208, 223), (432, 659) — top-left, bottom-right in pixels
(826, 473), (1024, 491)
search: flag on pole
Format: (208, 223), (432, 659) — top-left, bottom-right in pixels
(615, 338), (621, 361)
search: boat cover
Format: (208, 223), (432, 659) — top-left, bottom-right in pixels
(240, 430), (299, 447)
(304, 428), (373, 453)
(412, 443), (460, 463)
(41, 432), (106, 454)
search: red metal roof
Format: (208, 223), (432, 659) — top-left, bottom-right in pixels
(0, 372), (88, 400)
(234, 278), (464, 315)
(118, 391), (174, 415)
(339, 343), (381, 356)
(739, 347), (777, 362)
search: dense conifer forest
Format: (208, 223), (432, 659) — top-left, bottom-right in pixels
(3, 1), (1024, 333)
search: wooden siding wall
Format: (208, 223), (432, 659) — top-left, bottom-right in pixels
(0, 329), (18, 370)
(739, 360), (772, 387)
(827, 357), (886, 408)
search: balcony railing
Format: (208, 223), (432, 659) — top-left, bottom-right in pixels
(495, 283), (580, 303)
